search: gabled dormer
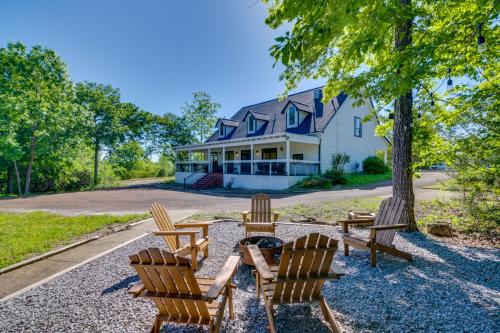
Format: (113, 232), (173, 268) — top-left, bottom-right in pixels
(281, 100), (313, 129)
(243, 110), (270, 135)
(215, 118), (239, 139)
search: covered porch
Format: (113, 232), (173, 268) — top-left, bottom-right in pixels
(174, 133), (320, 190)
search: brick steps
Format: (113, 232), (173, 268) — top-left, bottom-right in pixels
(191, 173), (223, 190)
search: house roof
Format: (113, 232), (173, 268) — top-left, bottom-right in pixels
(206, 87), (347, 142)
(216, 118), (239, 127)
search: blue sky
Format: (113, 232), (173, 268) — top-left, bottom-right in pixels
(0, 0), (323, 118)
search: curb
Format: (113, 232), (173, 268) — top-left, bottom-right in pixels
(0, 217), (152, 276)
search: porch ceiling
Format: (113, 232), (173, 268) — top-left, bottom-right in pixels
(174, 133), (319, 152)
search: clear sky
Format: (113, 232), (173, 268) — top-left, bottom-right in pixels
(0, 0), (323, 118)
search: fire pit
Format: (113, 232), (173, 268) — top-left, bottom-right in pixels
(239, 236), (284, 266)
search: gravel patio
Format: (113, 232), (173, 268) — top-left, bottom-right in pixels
(1, 221), (498, 332)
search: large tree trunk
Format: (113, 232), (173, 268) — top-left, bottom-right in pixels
(93, 141), (99, 186)
(6, 163), (14, 194)
(393, 0), (417, 231)
(13, 160), (22, 195)
(24, 136), (37, 195)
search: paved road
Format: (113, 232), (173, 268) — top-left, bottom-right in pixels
(0, 172), (451, 215)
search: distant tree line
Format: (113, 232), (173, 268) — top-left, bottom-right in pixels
(0, 42), (220, 195)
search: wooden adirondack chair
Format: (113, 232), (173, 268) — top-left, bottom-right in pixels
(150, 202), (212, 270)
(242, 193), (278, 237)
(339, 197), (413, 267)
(129, 248), (239, 333)
(248, 233), (344, 333)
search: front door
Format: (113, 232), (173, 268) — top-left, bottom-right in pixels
(210, 152), (221, 173)
(240, 150), (251, 174)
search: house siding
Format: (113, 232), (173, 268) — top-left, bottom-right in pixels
(320, 96), (388, 173)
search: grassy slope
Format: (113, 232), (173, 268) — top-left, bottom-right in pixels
(344, 172), (392, 187)
(0, 211), (148, 268)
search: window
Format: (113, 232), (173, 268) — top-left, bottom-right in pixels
(292, 154), (304, 160)
(247, 115), (256, 133)
(287, 105), (298, 128)
(262, 148), (277, 160)
(354, 116), (362, 137)
(219, 123), (225, 137)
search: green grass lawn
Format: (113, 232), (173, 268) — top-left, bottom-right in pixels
(0, 211), (148, 269)
(344, 172), (392, 187)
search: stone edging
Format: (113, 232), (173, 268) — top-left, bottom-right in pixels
(0, 217), (153, 276)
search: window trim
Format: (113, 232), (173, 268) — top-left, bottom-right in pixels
(247, 115), (256, 134)
(354, 116), (362, 137)
(292, 153), (304, 160)
(219, 123), (225, 137)
(287, 105), (298, 128)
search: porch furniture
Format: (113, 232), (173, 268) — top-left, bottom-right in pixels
(340, 197), (413, 267)
(242, 193), (278, 237)
(239, 235), (283, 266)
(348, 210), (376, 221)
(128, 248), (239, 333)
(248, 233), (344, 333)
(150, 202), (212, 270)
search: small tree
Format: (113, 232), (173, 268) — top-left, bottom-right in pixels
(182, 92), (221, 143)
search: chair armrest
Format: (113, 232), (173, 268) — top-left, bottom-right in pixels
(247, 244), (273, 281)
(273, 212), (279, 222)
(367, 224), (408, 231)
(338, 219), (375, 233)
(128, 282), (145, 297)
(205, 256), (240, 300)
(174, 222), (213, 228)
(152, 230), (200, 236)
(348, 211), (376, 219)
(242, 211), (249, 223)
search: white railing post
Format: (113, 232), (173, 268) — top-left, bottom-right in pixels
(286, 140), (290, 176)
(250, 144), (254, 175)
(222, 146), (226, 174)
(189, 150), (193, 172)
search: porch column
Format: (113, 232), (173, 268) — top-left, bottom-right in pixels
(286, 140), (291, 176)
(189, 150), (193, 172)
(207, 148), (211, 173)
(250, 143), (254, 175)
(222, 146), (226, 174)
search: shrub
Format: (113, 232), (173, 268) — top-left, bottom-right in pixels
(331, 153), (351, 172)
(362, 156), (389, 174)
(323, 169), (347, 185)
(299, 176), (332, 189)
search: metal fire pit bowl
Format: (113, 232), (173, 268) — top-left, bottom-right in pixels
(239, 236), (284, 266)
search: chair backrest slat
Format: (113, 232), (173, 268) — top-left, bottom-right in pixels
(273, 233), (338, 303)
(130, 248), (211, 323)
(373, 197), (406, 246)
(251, 193), (272, 222)
(150, 202), (178, 251)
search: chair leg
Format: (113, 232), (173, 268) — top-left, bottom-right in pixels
(204, 246), (209, 258)
(319, 296), (342, 333)
(150, 315), (162, 333)
(255, 272), (260, 300)
(265, 300), (277, 333)
(191, 248), (198, 271)
(344, 244), (349, 256)
(370, 243), (377, 267)
(228, 284), (234, 319)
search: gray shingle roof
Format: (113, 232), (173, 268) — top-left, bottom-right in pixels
(216, 118), (239, 127)
(206, 87), (347, 142)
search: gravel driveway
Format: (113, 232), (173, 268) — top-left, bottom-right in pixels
(0, 172), (451, 216)
(1, 221), (498, 332)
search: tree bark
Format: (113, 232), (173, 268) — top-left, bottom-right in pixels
(93, 141), (99, 186)
(6, 163), (14, 194)
(24, 136), (37, 195)
(393, 0), (417, 231)
(13, 160), (22, 195)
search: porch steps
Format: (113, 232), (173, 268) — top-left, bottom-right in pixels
(191, 173), (223, 190)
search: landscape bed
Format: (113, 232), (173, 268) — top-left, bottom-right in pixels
(0, 221), (498, 332)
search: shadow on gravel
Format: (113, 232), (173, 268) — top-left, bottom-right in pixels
(101, 275), (139, 295)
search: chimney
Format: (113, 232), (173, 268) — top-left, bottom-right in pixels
(313, 88), (323, 117)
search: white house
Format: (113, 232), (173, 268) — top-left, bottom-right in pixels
(174, 87), (389, 190)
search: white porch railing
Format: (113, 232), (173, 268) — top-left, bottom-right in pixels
(222, 159), (319, 176)
(175, 161), (209, 173)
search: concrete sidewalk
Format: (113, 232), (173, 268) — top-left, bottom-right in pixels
(0, 209), (196, 300)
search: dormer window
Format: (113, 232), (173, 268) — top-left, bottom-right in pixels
(247, 115), (256, 134)
(219, 123), (225, 137)
(287, 105), (298, 128)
